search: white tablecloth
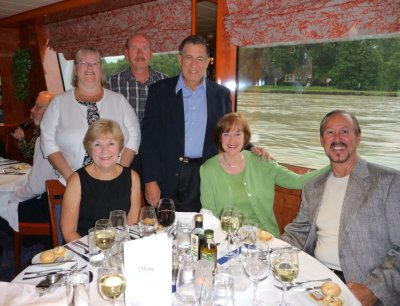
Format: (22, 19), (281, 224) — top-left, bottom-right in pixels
(0, 160), (30, 231)
(9, 231), (362, 306)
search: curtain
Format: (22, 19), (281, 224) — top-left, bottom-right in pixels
(225, 0), (400, 47)
(45, 0), (191, 59)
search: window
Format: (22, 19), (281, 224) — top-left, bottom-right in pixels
(237, 38), (400, 170)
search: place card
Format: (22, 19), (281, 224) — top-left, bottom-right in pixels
(124, 233), (171, 306)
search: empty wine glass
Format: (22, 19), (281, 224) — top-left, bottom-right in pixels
(139, 206), (157, 237)
(243, 246), (271, 306)
(157, 198), (175, 230)
(109, 210), (129, 265)
(98, 260), (126, 305)
(94, 219), (115, 265)
(109, 210), (129, 242)
(239, 216), (259, 253)
(273, 248), (299, 306)
(220, 208), (242, 258)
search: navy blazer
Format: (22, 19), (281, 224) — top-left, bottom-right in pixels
(141, 76), (232, 199)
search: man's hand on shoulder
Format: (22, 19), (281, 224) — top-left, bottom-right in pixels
(145, 181), (161, 208)
(250, 146), (274, 161)
(347, 282), (377, 306)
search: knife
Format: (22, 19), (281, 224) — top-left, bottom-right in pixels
(64, 244), (90, 262)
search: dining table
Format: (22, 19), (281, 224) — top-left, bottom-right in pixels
(5, 216), (362, 306)
(0, 157), (30, 231)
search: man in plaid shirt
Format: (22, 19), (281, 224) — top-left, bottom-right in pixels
(106, 34), (167, 123)
(106, 34), (167, 180)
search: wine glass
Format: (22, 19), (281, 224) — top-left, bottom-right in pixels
(109, 210), (129, 264)
(273, 248), (299, 306)
(138, 206), (157, 237)
(235, 215), (259, 262)
(243, 246), (271, 306)
(94, 219), (115, 264)
(157, 198), (175, 230)
(220, 208), (242, 257)
(98, 261), (126, 305)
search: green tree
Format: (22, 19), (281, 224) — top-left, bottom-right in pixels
(150, 54), (180, 77)
(329, 41), (383, 90)
(384, 52), (400, 91)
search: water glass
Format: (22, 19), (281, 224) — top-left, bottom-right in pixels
(66, 271), (90, 306)
(213, 272), (235, 306)
(139, 206), (157, 237)
(176, 257), (199, 305)
(195, 259), (214, 305)
(176, 218), (192, 256)
(88, 227), (105, 267)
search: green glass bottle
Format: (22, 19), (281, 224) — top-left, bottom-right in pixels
(200, 229), (217, 271)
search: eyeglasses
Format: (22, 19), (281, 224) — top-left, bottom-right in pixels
(75, 61), (100, 68)
(180, 53), (209, 64)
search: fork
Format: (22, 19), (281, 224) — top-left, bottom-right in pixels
(71, 241), (89, 254)
(274, 277), (331, 291)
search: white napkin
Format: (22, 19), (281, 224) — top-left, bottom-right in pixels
(0, 281), (67, 306)
(175, 212), (227, 244)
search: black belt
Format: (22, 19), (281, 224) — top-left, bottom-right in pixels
(179, 157), (202, 163)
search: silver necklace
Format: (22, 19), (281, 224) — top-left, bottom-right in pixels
(223, 153), (244, 168)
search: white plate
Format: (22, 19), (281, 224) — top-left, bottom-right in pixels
(31, 250), (74, 266)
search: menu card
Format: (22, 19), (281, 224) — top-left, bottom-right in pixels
(124, 233), (172, 306)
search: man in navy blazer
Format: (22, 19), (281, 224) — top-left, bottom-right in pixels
(280, 110), (400, 306)
(141, 35), (231, 212)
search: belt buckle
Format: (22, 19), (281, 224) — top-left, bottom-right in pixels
(182, 157), (189, 163)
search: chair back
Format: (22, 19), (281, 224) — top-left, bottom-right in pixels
(46, 179), (66, 246)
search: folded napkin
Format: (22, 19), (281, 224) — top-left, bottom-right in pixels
(174, 212), (227, 244)
(0, 281), (67, 306)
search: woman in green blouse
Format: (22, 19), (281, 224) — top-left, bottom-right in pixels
(200, 112), (328, 236)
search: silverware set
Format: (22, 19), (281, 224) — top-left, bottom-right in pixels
(64, 241), (90, 261)
(23, 263), (80, 280)
(71, 240), (89, 254)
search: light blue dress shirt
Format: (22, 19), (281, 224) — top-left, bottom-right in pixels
(175, 74), (208, 158)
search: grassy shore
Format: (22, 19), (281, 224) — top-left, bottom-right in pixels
(245, 85), (399, 97)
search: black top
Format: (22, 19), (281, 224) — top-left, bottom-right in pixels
(77, 166), (132, 236)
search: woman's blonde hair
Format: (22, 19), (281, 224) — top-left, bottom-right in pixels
(71, 47), (106, 87)
(83, 119), (124, 155)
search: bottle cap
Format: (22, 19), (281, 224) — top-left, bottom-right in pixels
(194, 214), (203, 222)
(204, 229), (214, 239)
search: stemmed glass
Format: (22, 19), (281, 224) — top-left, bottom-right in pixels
(94, 219), (115, 265)
(273, 248), (299, 306)
(109, 210), (129, 265)
(220, 207), (242, 257)
(243, 246), (271, 306)
(235, 215), (258, 262)
(156, 198), (175, 230)
(138, 206), (157, 237)
(98, 260), (126, 305)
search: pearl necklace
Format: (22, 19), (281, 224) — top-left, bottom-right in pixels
(222, 153), (244, 168)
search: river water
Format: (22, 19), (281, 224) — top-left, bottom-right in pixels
(237, 92), (400, 170)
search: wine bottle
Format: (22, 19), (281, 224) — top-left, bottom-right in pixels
(200, 229), (217, 271)
(190, 214), (204, 260)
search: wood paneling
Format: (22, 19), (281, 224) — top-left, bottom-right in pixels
(274, 163), (313, 234)
(215, 0), (237, 106)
